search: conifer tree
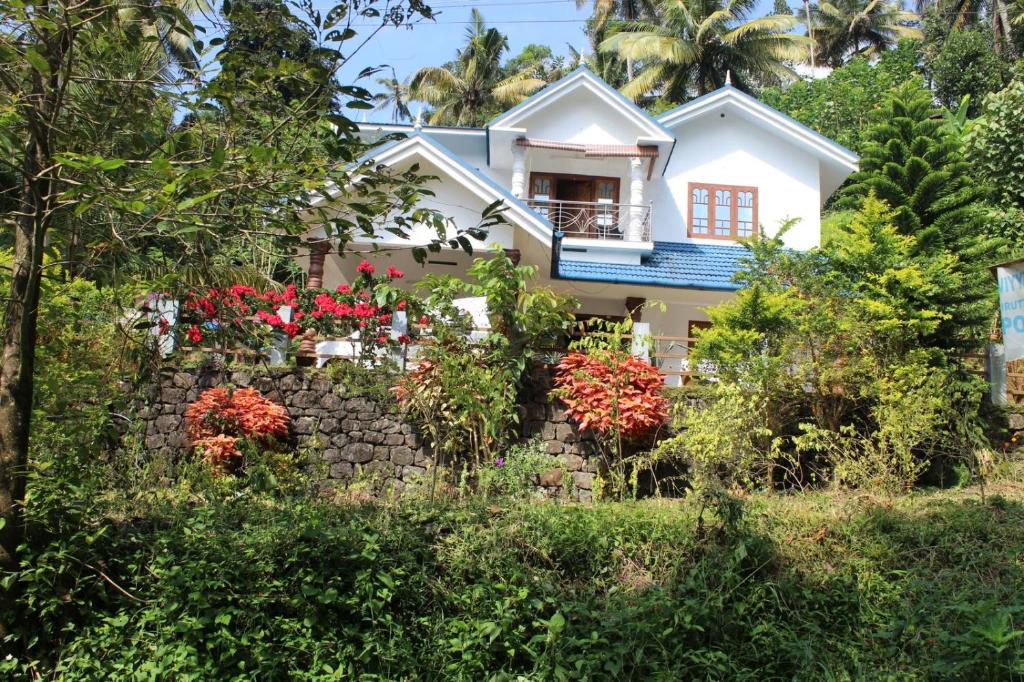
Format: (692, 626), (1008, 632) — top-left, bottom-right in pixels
(837, 79), (1001, 355)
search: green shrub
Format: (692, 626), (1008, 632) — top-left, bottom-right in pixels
(5, 457), (1024, 679)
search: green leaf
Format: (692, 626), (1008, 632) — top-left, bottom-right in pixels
(176, 190), (222, 211)
(24, 47), (49, 74)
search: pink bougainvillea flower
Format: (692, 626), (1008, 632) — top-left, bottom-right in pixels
(387, 265), (404, 279)
(356, 260), (375, 275)
(337, 284), (352, 295)
(187, 325), (203, 344)
(396, 300), (407, 311)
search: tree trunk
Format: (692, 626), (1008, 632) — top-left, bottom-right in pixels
(0, 133), (50, 622)
(0, 23), (58, 626)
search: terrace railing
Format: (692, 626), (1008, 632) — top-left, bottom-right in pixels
(525, 199), (652, 242)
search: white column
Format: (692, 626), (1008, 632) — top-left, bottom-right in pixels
(988, 343), (1008, 406)
(268, 305), (292, 366)
(630, 321), (652, 362)
(511, 141), (526, 199)
(628, 157), (645, 241)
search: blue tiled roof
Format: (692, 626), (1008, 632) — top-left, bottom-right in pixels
(557, 241), (748, 291)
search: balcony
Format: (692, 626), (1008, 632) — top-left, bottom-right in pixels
(525, 199), (652, 242)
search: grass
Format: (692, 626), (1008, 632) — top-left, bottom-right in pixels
(4, 461), (1024, 680)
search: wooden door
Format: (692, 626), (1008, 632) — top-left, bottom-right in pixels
(557, 178), (594, 236)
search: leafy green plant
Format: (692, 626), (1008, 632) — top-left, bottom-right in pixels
(695, 199), (989, 490)
(396, 250), (575, 496)
(476, 439), (562, 500)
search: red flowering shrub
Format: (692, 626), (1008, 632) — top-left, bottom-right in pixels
(185, 387), (290, 474)
(553, 351), (668, 439)
(165, 259), (419, 360)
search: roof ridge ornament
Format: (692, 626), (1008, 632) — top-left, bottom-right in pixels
(413, 105), (423, 131)
(725, 70), (732, 86)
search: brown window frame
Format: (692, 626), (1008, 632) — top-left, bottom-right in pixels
(687, 183), (758, 240)
(687, 320), (712, 350)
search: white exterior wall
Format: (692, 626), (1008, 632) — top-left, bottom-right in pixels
(654, 116), (822, 250)
(516, 88), (648, 146)
(333, 156), (515, 250)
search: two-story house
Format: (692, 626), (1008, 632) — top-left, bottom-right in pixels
(301, 67), (858, 379)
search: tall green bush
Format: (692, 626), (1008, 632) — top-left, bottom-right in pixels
(837, 79), (1001, 357)
(693, 199), (988, 490)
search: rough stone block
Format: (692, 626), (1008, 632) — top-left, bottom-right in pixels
(542, 422), (557, 440)
(363, 460), (390, 476)
(322, 448), (342, 464)
(160, 387), (185, 403)
(544, 440), (563, 455)
(539, 467), (563, 487)
(384, 433), (405, 446)
(172, 373), (194, 389)
(292, 416), (317, 435)
(563, 454), (584, 472)
(373, 445), (391, 461)
(555, 423), (575, 442)
(230, 371), (252, 387)
(290, 391), (317, 409)
(572, 471), (595, 490)
(364, 431), (384, 445)
(321, 393), (345, 410)
(309, 377), (332, 393)
(344, 442), (374, 463)
(329, 462), (354, 479)
(391, 446), (414, 466)
(1010, 412), (1024, 430)
(402, 465), (426, 479)
(156, 414), (180, 433)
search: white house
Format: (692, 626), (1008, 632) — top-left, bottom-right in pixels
(302, 67), (857, 380)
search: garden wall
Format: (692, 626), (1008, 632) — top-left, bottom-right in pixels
(136, 366), (602, 500)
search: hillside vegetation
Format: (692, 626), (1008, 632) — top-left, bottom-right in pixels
(6, 459), (1023, 680)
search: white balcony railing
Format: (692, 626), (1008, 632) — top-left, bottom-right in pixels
(525, 199), (652, 242)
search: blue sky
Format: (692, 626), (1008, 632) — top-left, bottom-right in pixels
(338, 0), (595, 87)
(193, 0), (781, 118)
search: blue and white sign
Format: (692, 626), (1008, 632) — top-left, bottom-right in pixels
(998, 261), (1024, 361)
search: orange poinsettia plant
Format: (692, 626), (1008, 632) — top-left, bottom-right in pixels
(553, 352), (668, 440)
(185, 387), (290, 474)
(551, 315), (669, 499)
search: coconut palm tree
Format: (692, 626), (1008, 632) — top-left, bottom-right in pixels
(600, 0), (810, 102)
(576, 0), (660, 78)
(809, 0), (922, 67)
(118, 0), (212, 76)
(409, 10), (545, 126)
(937, 0), (1015, 55)
(373, 69), (413, 123)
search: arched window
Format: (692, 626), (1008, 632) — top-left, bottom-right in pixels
(687, 183), (758, 240)
(690, 187), (709, 235)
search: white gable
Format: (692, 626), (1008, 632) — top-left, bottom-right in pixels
(307, 134), (553, 249)
(658, 86), (858, 198)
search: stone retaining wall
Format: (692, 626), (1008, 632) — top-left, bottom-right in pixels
(137, 366), (601, 500)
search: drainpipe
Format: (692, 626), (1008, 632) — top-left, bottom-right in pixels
(550, 230), (565, 281)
